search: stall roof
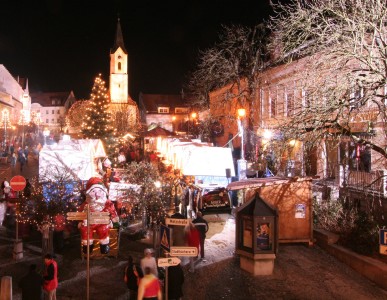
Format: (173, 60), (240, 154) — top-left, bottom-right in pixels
(226, 176), (313, 191)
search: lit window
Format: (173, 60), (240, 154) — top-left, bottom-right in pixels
(175, 107), (189, 114)
(158, 107), (169, 114)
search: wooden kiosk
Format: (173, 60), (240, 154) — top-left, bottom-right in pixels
(236, 194), (278, 275)
(229, 176), (314, 274)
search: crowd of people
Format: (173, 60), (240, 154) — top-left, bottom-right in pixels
(123, 207), (209, 300)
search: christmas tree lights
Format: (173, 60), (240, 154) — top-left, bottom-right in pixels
(81, 74), (114, 145)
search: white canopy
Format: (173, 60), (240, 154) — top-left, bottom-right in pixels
(39, 139), (106, 181)
(156, 137), (235, 177)
(181, 146), (235, 177)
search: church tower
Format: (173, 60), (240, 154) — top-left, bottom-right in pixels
(110, 18), (129, 103)
(108, 18), (139, 134)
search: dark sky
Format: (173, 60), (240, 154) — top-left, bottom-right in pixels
(0, 0), (278, 101)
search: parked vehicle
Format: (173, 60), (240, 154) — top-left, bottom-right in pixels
(199, 187), (231, 214)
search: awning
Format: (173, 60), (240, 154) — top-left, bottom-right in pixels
(226, 176), (313, 191)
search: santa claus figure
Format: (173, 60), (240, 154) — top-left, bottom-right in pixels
(79, 177), (119, 254)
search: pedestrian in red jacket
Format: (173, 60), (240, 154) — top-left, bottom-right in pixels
(185, 222), (200, 272)
(43, 254), (58, 300)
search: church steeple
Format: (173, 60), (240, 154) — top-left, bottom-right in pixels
(112, 18), (127, 54)
(110, 17), (129, 103)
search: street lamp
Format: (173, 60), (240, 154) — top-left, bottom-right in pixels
(43, 128), (50, 145)
(172, 115), (176, 133)
(237, 108), (247, 180)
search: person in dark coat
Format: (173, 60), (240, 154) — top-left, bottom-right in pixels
(17, 147), (26, 172)
(170, 207), (187, 247)
(168, 263), (184, 300)
(18, 264), (44, 300)
(192, 211), (209, 261)
(124, 255), (143, 300)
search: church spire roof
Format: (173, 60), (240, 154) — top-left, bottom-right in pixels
(112, 17), (127, 54)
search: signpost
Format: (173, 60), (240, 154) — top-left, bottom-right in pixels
(157, 257), (181, 267)
(66, 209), (110, 300)
(10, 176), (26, 261)
(160, 224), (171, 252)
(165, 218), (189, 226)
(67, 212), (110, 224)
(170, 246), (198, 257)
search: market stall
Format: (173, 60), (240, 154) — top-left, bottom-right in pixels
(39, 139), (106, 181)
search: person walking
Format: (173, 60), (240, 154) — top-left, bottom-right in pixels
(192, 211), (209, 261)
(170, 207), (187, 247)
(140, 248), (158, 278)
(43, 254), (58, 300)
(24, 146), (29, 164)
(137, 267), (162, 300)
(38, 216), (53, 258)
(17, 147), (26, 172)
(167, 263), (184, 300)
(124, 255), (144, 300)
(185, 222), (200, 273)
(11, 152), (17, 167)
(18, 264), (44, 300)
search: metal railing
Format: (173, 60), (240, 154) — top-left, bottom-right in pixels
(336, 166), (386, 195)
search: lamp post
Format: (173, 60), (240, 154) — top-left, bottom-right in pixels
(43, 128), (50, 145)
(172, 115), (176, 133)
(188, 112), (198, 137)
(237, 108), (247, 180)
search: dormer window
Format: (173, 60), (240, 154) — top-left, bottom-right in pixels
(158, 107), (169, 114)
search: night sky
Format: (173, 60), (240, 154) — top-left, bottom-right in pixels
(0, 0), (278, 101)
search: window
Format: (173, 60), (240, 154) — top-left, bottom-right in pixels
(52, 100), (56, 105)
(350, 87), (363, 110)
(118, 62), (121, 71)
(52, 110), (54, 114)
(261, 88), (270, 119)
(57, 110), (60, 114)
(175, 107), (189, 114)
(286, 88), (294, 116)
(46, 110), (49, 114)
(340, 140), (371, 172)
(158, 107), (169, 114)
(51, 119), (54, 123)
(270, 88), (277, 117)
(46, 119), (49, 123)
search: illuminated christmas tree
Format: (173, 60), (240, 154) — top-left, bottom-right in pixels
(81, 74), (114, 143)
(116, 161), (170, 227)
(17, 175), (83, 227)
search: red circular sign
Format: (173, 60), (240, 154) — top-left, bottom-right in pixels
(10, 175), (27, 191)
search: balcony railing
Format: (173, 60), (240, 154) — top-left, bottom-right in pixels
(335, 166), (387, 196)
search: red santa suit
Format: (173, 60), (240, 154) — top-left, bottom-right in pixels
(79, 177), (119, 254)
